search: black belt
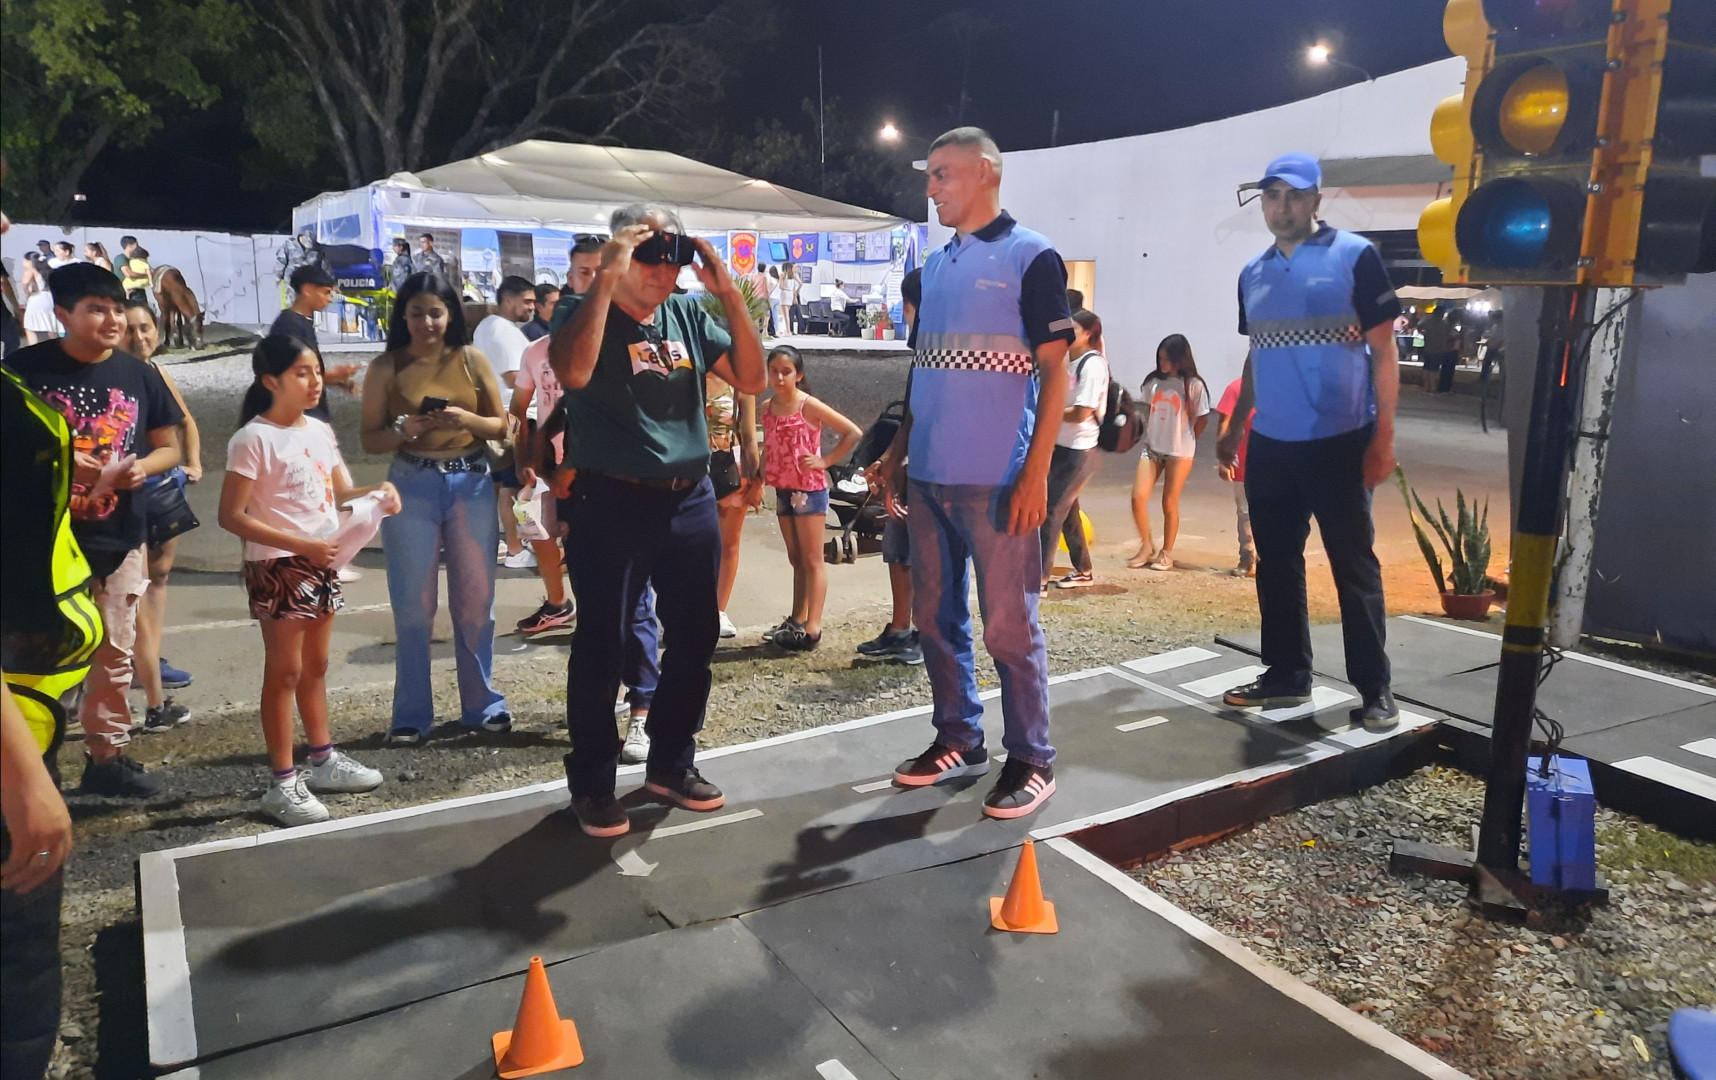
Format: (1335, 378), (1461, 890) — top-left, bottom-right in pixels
(583, 469), (704, 492)
(397, 449), (488, 473)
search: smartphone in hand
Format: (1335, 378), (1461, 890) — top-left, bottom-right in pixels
(418, 396), (450, 415)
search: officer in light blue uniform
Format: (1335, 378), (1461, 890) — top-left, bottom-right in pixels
(1217, 153), (1404, 732)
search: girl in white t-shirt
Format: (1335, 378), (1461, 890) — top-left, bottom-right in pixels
(1128, 333), (1210, 572)
(218, 336), (401, 827)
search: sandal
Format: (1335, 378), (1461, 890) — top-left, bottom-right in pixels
(1126, 549), (1157, 570)
(1146, 554), (1174, 571)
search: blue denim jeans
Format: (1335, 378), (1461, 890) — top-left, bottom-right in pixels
(382, 458), (508, 732)
(907, 479), (1053, 767)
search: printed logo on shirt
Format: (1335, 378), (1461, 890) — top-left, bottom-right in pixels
(41, 385), (139, 522)
(974, 278), (1010, 291)
(628, 338), (692, 377)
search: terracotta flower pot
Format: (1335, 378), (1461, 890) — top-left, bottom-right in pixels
(1440, 590), (1496, 620)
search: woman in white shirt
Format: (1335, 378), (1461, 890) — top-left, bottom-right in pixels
(1041, 308), (1108, 590)
(1128, 333), (1210, 572)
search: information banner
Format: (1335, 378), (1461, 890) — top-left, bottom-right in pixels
(828, 233), (858, 262)
(729, 231), (758, 275)
(787, 233), (820, 262)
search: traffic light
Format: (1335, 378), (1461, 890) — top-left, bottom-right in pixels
(1418, 0), (1716, 287)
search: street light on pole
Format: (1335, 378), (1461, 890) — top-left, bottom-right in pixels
(879, 121), (901, 143)
(1307, 43), (1375, 83)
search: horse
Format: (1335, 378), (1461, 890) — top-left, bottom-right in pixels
(151, 265), (205, 352)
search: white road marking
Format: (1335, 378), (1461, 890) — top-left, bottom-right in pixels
(1611, 756), (1716, 801)
(1116, 715), (1170, 732)
(1247, 685), (1356, 723)
(1399, 614), (1716, 697)
(1682, 738), (1716, 761)
(162, 602), (393, 635)
(1321, 710), (1440, 749)
(852, 779), (895, 793)
(816, 1060), (860, 1080)
(1179, 665), (1267, 699)
(646, 807), (764, 840)
(138, 852), (198, 1067)
(612, 849), (658, 877)
(1122, 646), (1220, 674)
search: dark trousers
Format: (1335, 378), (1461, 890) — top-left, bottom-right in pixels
(1040, 445), (1100, 575)
(562, 473), (720, 796)
(1, 819), (62, 1080)
(1245, 425), (1390, 696)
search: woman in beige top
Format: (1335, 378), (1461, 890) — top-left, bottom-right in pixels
(360, 272), (513, 742)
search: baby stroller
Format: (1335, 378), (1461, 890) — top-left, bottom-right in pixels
(823, 399), (905, 564)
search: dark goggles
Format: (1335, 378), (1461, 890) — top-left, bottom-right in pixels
(634, 232), (697, 267)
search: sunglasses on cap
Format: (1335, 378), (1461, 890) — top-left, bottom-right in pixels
(634, 232), (697, 267)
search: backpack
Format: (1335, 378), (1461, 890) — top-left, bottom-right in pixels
(1081, 353), (1142, 453)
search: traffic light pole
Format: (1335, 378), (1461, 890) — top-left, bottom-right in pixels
(1474, 284), (1593, 875)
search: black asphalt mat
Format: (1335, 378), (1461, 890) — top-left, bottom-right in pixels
(1563, 701), (1716, 779)
(172, 920), (895, 1080)
(172, 671), (1322, 1058)
(1395, 657), (1710, 737)
(1219, 616), (1503, 685)
(742, 844), (1432, 1080)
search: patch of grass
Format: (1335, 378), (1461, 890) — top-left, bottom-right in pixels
(1596, 821), (1716, 882)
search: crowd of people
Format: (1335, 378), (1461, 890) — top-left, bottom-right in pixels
(1, 235), (163, 350)
(1, 133), (1413, 1078)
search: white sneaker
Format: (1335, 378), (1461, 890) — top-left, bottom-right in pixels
(619, 715), (650, 764)
(306, 750), (384, 794)
(337, 567), (362, 584)
(261, 775), (330, 827)
(502, 548), (538, 569)
(718, 610), (737, 639)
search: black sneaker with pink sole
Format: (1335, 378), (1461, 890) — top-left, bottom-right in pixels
(982, 758), (1055, 819)
(892, 742), (990, 787)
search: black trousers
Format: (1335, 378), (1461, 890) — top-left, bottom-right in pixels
(1, 819), (62, 1080)
(1245, 425), (1390, 696)
(561, 473), (720, 797)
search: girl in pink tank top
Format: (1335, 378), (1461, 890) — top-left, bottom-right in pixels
(760, 346), (863, 650)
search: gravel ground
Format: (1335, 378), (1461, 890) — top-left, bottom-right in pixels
(1132, 766), (1716, 1080)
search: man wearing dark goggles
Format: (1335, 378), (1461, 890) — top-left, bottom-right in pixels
(547, 203), (765, 839)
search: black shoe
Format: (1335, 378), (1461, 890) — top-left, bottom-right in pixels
(776, 626), (821, 652)
(387, 727), (424, 746)
(478, 712), (513, 734)
(571, 792), (630, 837)
(893, 741), (989, 787)
(1359, 688), (1400, 732)
(1222, 678), (1313, 708)
(857, 625), (914, 657)
(644, 767), (726, 812)
(515, 600), (575, 635)
(142, 698), (191, 732)
(78, 753), (165, 799)
(762, 617), (802, 644)
(890, 631), (924, 667)
(982, 758), (1056, 819)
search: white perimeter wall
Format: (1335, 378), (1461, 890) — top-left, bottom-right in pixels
(927, 58), (1467, 393)
(3, 224), (292, 327)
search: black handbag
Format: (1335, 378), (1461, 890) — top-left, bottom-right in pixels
(144, 467), (200, 547)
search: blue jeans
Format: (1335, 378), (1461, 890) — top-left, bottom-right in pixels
(382, 458), (508, 732)
(562, 474), (720, 796)
(907, 479), (1053, 767)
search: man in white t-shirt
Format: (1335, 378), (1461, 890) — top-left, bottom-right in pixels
(1041, 309), (1108, 589)
(473, 275), (536, 565)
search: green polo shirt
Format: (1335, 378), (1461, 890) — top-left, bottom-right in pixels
(558, 293), (731, 480)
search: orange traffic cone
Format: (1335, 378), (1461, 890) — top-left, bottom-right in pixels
(492, 956), (584, 1077)
(989, 840), (1058, 934)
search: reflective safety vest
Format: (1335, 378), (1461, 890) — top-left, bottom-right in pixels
(1, 366), (103, 754)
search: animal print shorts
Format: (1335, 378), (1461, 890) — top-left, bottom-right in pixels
(242, 556), (344, 620)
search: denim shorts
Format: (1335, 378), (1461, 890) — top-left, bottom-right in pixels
(775, 488), (829, 517)
(881, 515), (910, 565)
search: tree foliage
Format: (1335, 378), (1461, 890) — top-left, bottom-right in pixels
(727, 98), (925, 220)
(247, 0), (759, 189)
(0, 0), (249, 220)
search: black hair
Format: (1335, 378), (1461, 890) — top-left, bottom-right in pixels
(120, 235), (138, 247)
(767, 344), (806, 391)
(570, 236), (604, 257)
(124, 297), (158, 325)
(534, 281), (560, 305)
(48, 262), (126, 311)
(418, 232), (435, 242)
(496, 275), (534, 302)
(1066, 288), (1084, 311)
(392, 237), (410, 252)
(901, 267), (922, 309)
(387, 273), (469, 351)
(241, 335), (317, 425)
(289, 265), (333, 292)
(35, 239), (52, 250)
(1144, 333), (1206, 399)
(132, 247), (151, 260)
(1071, 308), (1103, 352)
(53, 241), (74, 255)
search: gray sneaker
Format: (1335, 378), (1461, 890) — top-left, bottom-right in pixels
(619, 715), (650, 764)
(261, 775), (330, 827)
(306, 750), (383, 794)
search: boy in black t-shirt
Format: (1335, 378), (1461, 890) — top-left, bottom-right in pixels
(8, 263), (182, 798)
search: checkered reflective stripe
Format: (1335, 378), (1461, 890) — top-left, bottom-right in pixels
(1249, 324), (1363, 350)
(913, 348), (1037, 375)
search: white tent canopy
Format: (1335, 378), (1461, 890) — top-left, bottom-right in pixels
(296, 140), (907, 239)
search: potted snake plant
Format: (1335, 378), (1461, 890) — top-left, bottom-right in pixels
(1395, 467), (1496, 619)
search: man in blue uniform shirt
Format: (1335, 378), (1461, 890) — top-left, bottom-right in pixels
(1218, 153), (1402, 731)
(872, 127), (1074, 819)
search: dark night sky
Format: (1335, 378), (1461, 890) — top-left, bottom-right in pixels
(72, 0), (1453, 231)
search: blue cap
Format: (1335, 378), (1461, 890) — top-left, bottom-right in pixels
(1259, 153), (1322, 190)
